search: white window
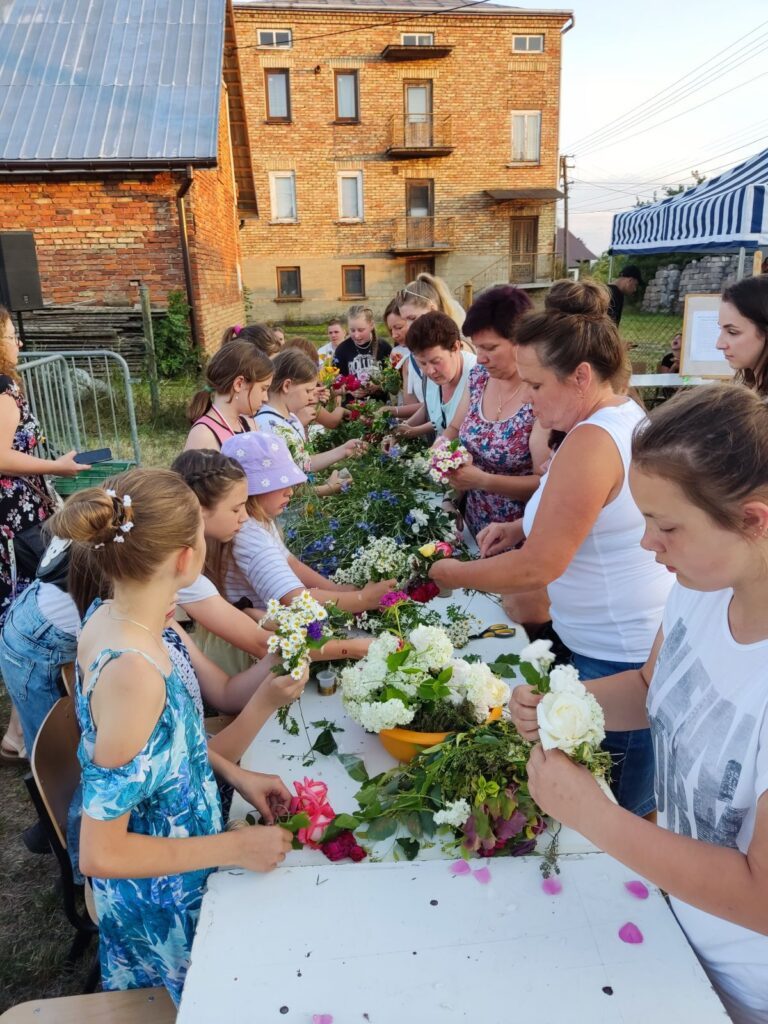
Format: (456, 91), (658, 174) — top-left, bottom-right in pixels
(269, 171), (297, 222)
(337, 171), (363, 221)
(510, 111), (541, 162)
(258, 29), (292, 48)
(513, 34), (544, 52)
(402, 33), (434, 46)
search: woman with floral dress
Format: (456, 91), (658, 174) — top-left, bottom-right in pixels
(0, 306), (85, 760)
(442, 286), (549, 539)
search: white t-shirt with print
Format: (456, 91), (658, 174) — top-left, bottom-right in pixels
(648, 582), (768, 1023)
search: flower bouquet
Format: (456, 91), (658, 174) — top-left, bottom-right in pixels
(427, 438), (471, 484)
(318, 357), (340, 389)
(262, 590), (334, 680)
(367, 355), (404, 397)
(340, 623), (509, 755)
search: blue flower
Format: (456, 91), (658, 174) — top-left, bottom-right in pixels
(307, 620), (324, 640)
(329, 518), (340, 530)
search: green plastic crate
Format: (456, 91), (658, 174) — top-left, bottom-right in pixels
(52, 460), (136, 497)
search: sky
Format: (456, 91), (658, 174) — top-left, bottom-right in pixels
(498, 0), (765, 254)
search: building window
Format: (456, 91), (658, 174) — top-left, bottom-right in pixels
(342, 265), (365, 298)
(402, 33), (434, 45)
(335, 70), (359, 122)
(277, 267), (302, 299)
(269, 171), (297, 222)
(510, 111), (541, 162)
(265, 69), (291, 121)
(337, 171), (363, 221)
(258, 29), (292, 48)
(512, 34), (544, 52)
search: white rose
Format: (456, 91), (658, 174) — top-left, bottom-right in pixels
(548, 663), (583, 695)
(519, 638), (556, 671)
(537, 688), (605, 753)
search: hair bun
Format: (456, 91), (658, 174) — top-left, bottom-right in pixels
(545, 280), (610, 319)
(51, 489), (121, 546)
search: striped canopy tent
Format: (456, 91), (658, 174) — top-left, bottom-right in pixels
(610, 148), (768, 254)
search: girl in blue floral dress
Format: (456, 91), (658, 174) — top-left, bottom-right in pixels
(51, 468), (294, 1005)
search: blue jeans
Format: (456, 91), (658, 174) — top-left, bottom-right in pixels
(0, 581), (78, 754)
(571, 651), (656, 818)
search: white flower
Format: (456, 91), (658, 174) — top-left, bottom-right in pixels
(261, 477), (271, 486)
(519, 638), (556, 672)
(122, 495), (132, 508)
(236, 448), (246, 458)
(433, 798), (471, 829)
(280, 475), (289, 483)
(548, 663), (583, 694)
(346, 697), (414, 732)
(408, 625), (454, 672)
(261, 458), (273, 467)
(270, 442), (280, 451)
(537, 686), (605, 754)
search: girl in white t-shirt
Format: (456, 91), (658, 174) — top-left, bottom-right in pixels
(511, 385), (768, 1024)
(220, 433), (394, 615)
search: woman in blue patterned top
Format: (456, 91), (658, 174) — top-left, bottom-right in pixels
(50, 469), (294, 1005)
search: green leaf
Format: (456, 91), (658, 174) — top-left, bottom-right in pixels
(245, 812), (256, 826)
(520, 661), (546, 691)
(436, 667), (454, 685)
(397, 837), (420, 860)
(419, 811), (436, 837)
(386, 648), (411, 671)
(364, 817), (398, 841)
(332, 813), (361, 831)
(278, 811), (310, 835)
(337, 752), (370, 783)
(403, 811), (423, 838)
(312, 727), (338, 756)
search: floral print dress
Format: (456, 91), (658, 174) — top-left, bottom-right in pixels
(0, 375), (53, 621)
(75, 612), (223, 1006)
(458, 365), (535, 537)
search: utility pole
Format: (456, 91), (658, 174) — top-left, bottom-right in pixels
(560, 154), (574, 274)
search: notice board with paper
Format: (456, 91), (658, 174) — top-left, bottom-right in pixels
(680, 293), (734, 378)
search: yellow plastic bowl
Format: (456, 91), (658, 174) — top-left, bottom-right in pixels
(378, 706), (502, 763)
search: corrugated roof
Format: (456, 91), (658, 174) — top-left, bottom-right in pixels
(234, 0), (571, 15)
(0, 0), (226, 169)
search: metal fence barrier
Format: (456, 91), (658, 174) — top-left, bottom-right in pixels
(18, 349), (141, 464)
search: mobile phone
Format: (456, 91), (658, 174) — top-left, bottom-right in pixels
(74, 448), (112, 465)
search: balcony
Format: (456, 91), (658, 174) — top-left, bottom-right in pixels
(380, 43), (453, 61)
(507, 252), (557, 285)
(386, 114), (453, 158)
(390, 216), (455, 255)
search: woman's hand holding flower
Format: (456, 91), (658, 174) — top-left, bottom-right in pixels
(526, 744), (608, 831)
(508, 683), (542, 742)
(233, 769), (292, 824)
(427, 557), (460, 588)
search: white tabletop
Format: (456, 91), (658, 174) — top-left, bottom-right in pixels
(179, 590), (725, 1023)
(629, 373), (713, 388)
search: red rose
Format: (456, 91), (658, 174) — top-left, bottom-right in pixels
(320, 830), (367, 862)
(407, 580), (440, 604)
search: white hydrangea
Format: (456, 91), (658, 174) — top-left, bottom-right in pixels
(346, 697), (415, 732)
(433, 798), (472, 829)
(408, 625), (454, 672)
(518, 638), (556, 673)
(548, 663), (583, 694)
(447, 659), (509, 721)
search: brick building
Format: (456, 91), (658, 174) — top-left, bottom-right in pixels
(233, 0), (571, 321)
(0, 0), (255, 353)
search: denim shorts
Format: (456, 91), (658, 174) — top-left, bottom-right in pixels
(0, 581), (78, 754)
(571, 651), (656, 818)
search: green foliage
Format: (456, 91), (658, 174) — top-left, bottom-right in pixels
(153, 290), (198, 378)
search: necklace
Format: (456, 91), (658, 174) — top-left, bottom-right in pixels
(107, 604), (168, 662)
(208, 403), (241, 437)
(490, 379), (523, 420)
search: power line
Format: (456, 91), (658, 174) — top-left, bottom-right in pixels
(565, 16), (768, 151)
(229, 0), (498, 49)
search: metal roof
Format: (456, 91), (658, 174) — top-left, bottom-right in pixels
(0, 0), (226, 170)
(485, 188), (564, 201)
(234, 0), (572, 15)
(556, 228), (596, 263)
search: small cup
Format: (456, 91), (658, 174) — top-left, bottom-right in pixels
(317, 669), (337, 696)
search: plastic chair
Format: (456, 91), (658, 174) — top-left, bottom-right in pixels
(0, 987), (176, 1022)
(25, 697), (98, 971)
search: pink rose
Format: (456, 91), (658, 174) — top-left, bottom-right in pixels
(290, 778), (337, 848)
(434, 541), (453, 557)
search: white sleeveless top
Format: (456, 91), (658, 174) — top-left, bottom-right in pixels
(522, 399), (673, 662)
(424, 351), (476, 433)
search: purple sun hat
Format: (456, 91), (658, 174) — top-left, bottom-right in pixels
(221, 431), (307, 495)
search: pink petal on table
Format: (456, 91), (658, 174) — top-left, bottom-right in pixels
(312, 1016), (334, 1024)
(541, 878), (562, 895)
(450, 860), (471, 876)
(624, 880), (649, 900)
(618, 922), (644, 944)
(473, 866), (492, 884)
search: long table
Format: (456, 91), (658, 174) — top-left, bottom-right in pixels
(177, 591), (727, 1023)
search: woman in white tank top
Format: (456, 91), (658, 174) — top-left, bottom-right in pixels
(429, 280), (673, 816)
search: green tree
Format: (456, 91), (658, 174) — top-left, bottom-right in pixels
(153, 290), (199, 378)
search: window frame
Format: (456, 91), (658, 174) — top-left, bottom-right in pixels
(334, 70), (360, 123)
(509, 110), (542, 164)
(341, 265), (366, 299)
(337, 170), (364, 222)
(264, 68), (291, 123)
(268, 171), (298, 223)
(401, 32), (434, 46)
(276, 266), (302, 300)
(258, 28), (292, 48)
(512, 34), (544, 52)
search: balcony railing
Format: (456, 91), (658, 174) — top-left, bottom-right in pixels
(390, 216), (455, 254)
(453, 252), (559, 301)
(386, 114), (453, 157)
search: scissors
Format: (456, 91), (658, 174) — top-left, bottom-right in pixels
(469, 623), (517, 640)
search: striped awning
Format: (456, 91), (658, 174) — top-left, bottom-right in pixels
(610, 148), (768, 254)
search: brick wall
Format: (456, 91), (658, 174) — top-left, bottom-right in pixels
(233, 5), (569, 320)
(0, 174), (185, 306)
(184, 83), (246, 353)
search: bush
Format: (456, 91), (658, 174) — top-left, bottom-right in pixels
(153, 291), (199, 377)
